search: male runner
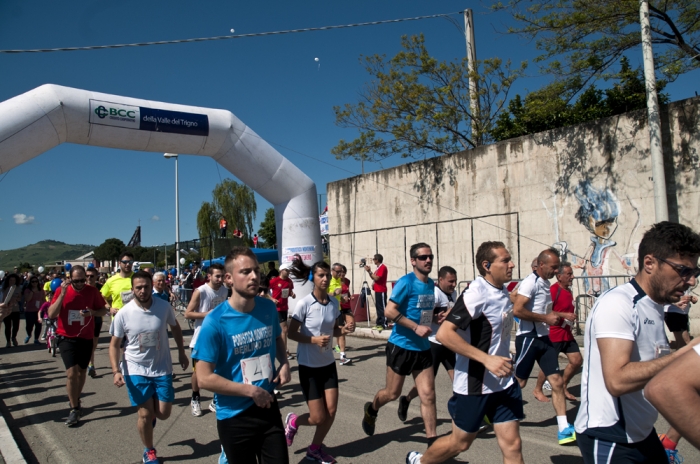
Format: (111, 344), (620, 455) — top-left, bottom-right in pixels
(575, 221), (700, 463)
(85, 266), (102, 378)
(270, 267), (295, 359)
(362, 243), (437, 446)
(407, 242), (522, 464)
(110, 271), (188, 464)
(101, 251), (135, 317)
(399, 266), (458, 421)
(513, 248), (576, 444)
(48, 265), (107, 426)
(185, 263), (228, 416)
(193, 247), (291, 463)
(329, 263), (354, 365)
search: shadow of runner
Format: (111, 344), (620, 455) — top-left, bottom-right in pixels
(551, 454), (584, 463)
(165, 438), (221, 461)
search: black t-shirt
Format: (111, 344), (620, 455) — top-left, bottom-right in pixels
(267, 269), (279, 279)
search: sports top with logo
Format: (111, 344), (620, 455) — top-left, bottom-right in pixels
(101, 273), (134, 310)
(269, 276), (294, 311)
(292, 293), (340, 368)
(446, 276), (515, 395)
(189, 284), (229, 349)
(110, 297), (178, 377)
(429, 286), (457, 345)
(388, 273), (435, 352)
(574, 279), (670, 443)
(516, 272), (552, 337)
(192, 297), (281, 420)
(52, 284), (106, 340)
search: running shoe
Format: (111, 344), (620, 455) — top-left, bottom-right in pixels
(191, 398), (202, 417)
(143, 448), (158, 464)
(209, 401), (216, 413)
(24, 336), (30, 344)
(362, 402), (377, 436)
(666, 449), (684, 463)
(12, 338), (18, 346)
(406, 451), (422, 464)
(218, 445), (229, 464)
(543, 380), (552, 391)
(374, 325), (384, 332)
(284, 413), (298, 446)
(333, 345), (341, 353)
(339, 356), (352, 366)
(478, 415), (492, 433)
(88, 366), (97, 378)
(274, 389), (281, 396)
(65, 408), (81, 427)
(558, 424), (576, 445)
(397, 395), (410, 422)
(306, 445), (336, 464)
(33, 339), (41, 345)
(286, 351), (294, 360)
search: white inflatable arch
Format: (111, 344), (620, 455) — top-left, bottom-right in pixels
(0, 84), (322, 298)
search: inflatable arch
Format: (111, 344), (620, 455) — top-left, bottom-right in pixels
(0, 84), (322, 305)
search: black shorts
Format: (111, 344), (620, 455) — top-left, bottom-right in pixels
(430, 341), (456, 374)
(217, 398), (288, 464)
(665, 312), (689, 332)
(553, 339), (580, 355)
(336, 309), (353, 326)
(386, 342), (432, 376)
(58, 337), (94, 370)
(277, 311), (288, 324)
(448, 382), (524, 433)
(93, 317), (103, 338)
(514, 334), (560, 379)
(577, 429), (666, 464)
(298, 362), (339, 401)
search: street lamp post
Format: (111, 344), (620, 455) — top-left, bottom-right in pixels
(164, 153), (180, 277)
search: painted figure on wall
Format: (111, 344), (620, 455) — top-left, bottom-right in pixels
(573, 181), (633, 295)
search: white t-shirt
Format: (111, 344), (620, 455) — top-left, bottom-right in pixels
(189, 284), (228, 348)
(292, 293), (340, 368)
(110, 297), (178, 377)
(574, 279), (670, 443)
(447, 277), (515, 395)
(429, 286), (457, 344)
(516, 272), (552, 337)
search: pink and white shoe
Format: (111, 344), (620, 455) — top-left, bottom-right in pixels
(284, 413), (298, 447)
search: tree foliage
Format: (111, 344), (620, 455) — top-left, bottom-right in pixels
(332, 34), (527, 162)
(93, 238), (125, 263)
(257, 207), (277, 248)
(496, 0), (700, 98)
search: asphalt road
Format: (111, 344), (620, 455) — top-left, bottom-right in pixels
(0, 316), (696, 464)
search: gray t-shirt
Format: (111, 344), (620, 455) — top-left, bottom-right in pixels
(292, 293), (340, 368)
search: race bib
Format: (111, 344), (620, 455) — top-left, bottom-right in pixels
(121, 291), (134, 305)
(138, 331), (160, 352)
(68, 310), (85, 325)
(502, 309), (514, 337)
(281, 288), (289, 299)
(240, 354), (273, 384)
(419, 310), (433, 327)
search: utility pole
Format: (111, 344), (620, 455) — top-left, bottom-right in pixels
(464, 9), (480, 146)
(639, 0), (669, 222)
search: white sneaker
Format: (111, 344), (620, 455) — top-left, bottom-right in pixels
(191, 399), (202, 417)
(406, 451), (422, 464)
(543, 380), (552, 391)
(208, 401), (216, 413)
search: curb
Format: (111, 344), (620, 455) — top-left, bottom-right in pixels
(0, 408), (26, 464)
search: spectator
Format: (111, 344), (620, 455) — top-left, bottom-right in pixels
(267, 262), (280, 280)
(23, 276), (45, 344)
(1, 274), (22, 347)
(364, 254), (388, 331)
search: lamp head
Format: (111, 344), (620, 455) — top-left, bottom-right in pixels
(163, 153), (178, 159)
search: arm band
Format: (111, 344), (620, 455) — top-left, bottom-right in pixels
(393, 314), (404, 324)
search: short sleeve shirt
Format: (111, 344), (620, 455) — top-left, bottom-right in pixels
(292, 293), (340, 368)
(269, 277), (294, 311)
(52, 285), (106, 339)
(101, 273), (134, 310)
(373, 264), (388, 293)
(192, 297), (281, 420)
(387, 273), (435, 352)
(429, 286), (457, 345)
(549, 283), (575, 342)
(516, 272), (552, 337)
(328, 277), (343, 305)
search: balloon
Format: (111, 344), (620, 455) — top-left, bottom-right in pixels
(87, 263), (95, 268)
(170, 268), (177, 275)
(38, 266), (45, 273)
(0, 270), (5, 279)
(64, 263), (72, 271)
(230, 28), (235, 33)
(180, 257), (186, 265)
(50, 278), (63, 292)
(314, 57), (319, 62)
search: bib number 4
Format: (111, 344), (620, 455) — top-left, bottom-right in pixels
(241, 354), (273, 385)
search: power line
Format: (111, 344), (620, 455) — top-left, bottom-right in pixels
(0, 12), (462, 54)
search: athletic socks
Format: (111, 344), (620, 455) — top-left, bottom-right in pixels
(659, 434), (677, 450)
(192, 391), (200, 401)
(340, 352), (346, 357)
(556, 415), (569, 432)
(367, 404), (378, 417)
(427, 436), (438, 447)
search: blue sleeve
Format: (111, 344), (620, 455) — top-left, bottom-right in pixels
(192, 314), (221, 363)
(389, 277), (409, 307)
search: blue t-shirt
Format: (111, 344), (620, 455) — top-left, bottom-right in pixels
(388, 273), (435, 352)
(192, 297), (281, 420)
(153, 290), (169, 302)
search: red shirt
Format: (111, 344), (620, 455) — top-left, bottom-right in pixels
(549, 282), (575, 342)
(51, 284), (106, 340)
(341, 278), (351, 311)
(269, 277), (294, 311)
(372, 264), (388, 293)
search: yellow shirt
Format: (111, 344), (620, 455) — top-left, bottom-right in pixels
(328, 277), (343, 304)
(43, 281), (52, 301)
(101, 273), (134, 310)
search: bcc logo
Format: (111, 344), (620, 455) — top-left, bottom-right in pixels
(94, 105), (135, 119)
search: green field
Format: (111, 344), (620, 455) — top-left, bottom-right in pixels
(0, 240), (94, 270)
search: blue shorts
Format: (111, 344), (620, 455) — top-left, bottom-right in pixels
(448, 382), (524, 433)
(124, 374), (174, 407)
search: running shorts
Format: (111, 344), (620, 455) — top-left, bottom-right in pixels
(298, 362), (339, 401)
(386, 341), (432, 376)
(93, 316), (103, 338)
(664, 312), (689, 333)
(514, 334), (560, 379)
(553, 339), (580, 355)
(577, 429), (666, 464)
(124, 374), (175, 407)
(448, 382), (524, 434)
(277, 311), (288, 324)
(336, 309), (353, 327)
(58, 337), (93, 370)
(430, 341), (456, 374)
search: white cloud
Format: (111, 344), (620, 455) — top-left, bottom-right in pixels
(151, 215), (160, 221)
(13, 214), (34, 224)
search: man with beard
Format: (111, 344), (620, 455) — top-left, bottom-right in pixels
(575, 222), (700, 464)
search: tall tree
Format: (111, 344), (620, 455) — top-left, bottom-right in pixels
(93, 238), (125, 264)
(332, 34), (527, 162)
(197, 201), (219, 259)
(212, 179), (257, 238)
(257, 207), (277, 248)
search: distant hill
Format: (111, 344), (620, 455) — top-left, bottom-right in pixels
(0, 240), (94, 270)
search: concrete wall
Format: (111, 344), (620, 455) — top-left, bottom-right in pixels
(327, 96), (700, 331)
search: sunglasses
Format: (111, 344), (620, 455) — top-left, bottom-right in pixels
(121, 260), (134, 264)
(657, 257), (700, 280)
(72, 279), (86, 284)
(414, 254), (434, 261)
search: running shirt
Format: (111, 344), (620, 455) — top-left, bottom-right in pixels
(101, 273), (134, 310)
(429, 287), (457, 345)
(192, 297), (281, 420)
(574, 279), (669, 444)
(340, 278), (351, 311)
(446, 277), (514, 395)
(388, 273), (435, 352)
(292, 293), (340, 368)
(328, 277), (343, 305)
(110, 297), (178, 377)
(52, 284), (106, 340)
(516, 272), (552, 337)
(189, 284), (229, 349)
(548, 283), (575, 343)
(269, 277), (294, 311)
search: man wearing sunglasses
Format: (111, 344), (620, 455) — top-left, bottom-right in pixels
(101, 252), (135, 317)
(575, 221), (700, 464)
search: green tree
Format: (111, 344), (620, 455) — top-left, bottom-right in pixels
(332, 34), (527, 161)
(257, 207), (277, 248)
(197, 201), (219, 258)
(93, 238), (125, 264)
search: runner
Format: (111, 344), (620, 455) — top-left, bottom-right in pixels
(362, 242), (438, 447)
(284, 260), (355, 463)
(185, 263), (228, 416)
(407, 241), (522, 464)
(85, 266), (102, 378)
(575, 221), (700, 464)
(193, 247), (291, 463)
(329, 263), (354, 365)
(399, 266), (458, 421)
(48, 265), (107, 426)
(101, 251), (135, 317)
(270, 267), (296, 360)
(109, 270), (189, 464)
(512, 248), (577, 445)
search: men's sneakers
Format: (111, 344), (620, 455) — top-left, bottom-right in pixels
(191, 398), (202, 417)
(333, 345), (341, 353)
(666, 449), (684, 463)
(339, 356), (352, 366)
(374, 325), (384, 332)
(284, 413), (298, 446)
(88, 366), (97, 378)
(143, 448), (158, 464)
(208, 401), (216, 413)
(362, 402), (377, 436)
(543, 380), (552, 391)
(306, 444), (336, 464)
(558, 423), (576, 445)
(65, 408), (81, 426)
(24, 336), (30, 344)
(406, 451), (422, 464)
(286, 351), (295, 360)
(397, 395), (410, 422)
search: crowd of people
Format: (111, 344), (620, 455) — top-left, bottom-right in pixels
(0, 220), (699, 464)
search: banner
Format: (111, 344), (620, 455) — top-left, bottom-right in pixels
(90, 99), (209, 136)
(320, 212), (329, 235)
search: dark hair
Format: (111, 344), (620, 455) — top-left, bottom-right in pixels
(537, 248), (561, 265)
(475, 241), (506, 276)
(259, 275), (270, 293)
(332, 262), (344, 271)
(2, 273), (20, 290)
(69, 265), (86, 277)
(288, 255), (330, 285)
(119, 251), (135, 262)
(438, 266), (457, 279)
(341, 265), (347, 273)
(208, 263), (225, 274)
(86, 267), (98, 276)
(374, 254), (383, 263)
(557, 262), (573, 274)
(224, 247), (258, 272)
(637, 221), (700, 270)
(131, 270), (153, 285)
(409, 243), (431, 259)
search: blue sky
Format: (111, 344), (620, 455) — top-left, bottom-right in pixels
(0, 0), (697, 251)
